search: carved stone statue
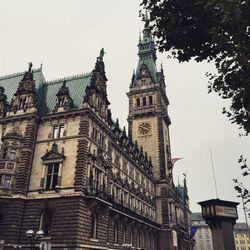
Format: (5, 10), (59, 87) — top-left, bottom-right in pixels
(99, 48), (106, 60)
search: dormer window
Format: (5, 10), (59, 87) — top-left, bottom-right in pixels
(58, 97), (65, 107)
(54, 80), (74, 112)
(19, 97), (27, 109)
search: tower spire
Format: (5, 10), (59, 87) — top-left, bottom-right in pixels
(134, 11), (157, 84)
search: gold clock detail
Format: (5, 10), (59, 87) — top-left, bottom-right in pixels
(138, 122), (151, 135)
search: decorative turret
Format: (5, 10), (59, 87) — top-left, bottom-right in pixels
(0, 86), (9, 117)
(10, 62), (37, 113)
(84, 49), (110, 120)
(89, 48), (108, 100)
(54, 80), (74, 112)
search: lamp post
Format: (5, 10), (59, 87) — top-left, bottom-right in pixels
(13, 245), (22, 249)
(25, 230), (44, 250)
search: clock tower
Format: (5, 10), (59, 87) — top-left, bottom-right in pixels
(127, 15), (175, 248)
(127, 17), (171, 182)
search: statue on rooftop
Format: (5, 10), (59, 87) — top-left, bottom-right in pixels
(99, 48), (106, 60)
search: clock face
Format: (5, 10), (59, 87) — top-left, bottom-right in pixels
(138, 122), (151, 135)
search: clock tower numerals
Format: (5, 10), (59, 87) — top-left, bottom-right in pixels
(138, 121), (152, 136)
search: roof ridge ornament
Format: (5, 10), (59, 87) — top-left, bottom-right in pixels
(28, 62), (33, 72)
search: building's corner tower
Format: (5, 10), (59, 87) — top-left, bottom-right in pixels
(127, 16), (174, 249)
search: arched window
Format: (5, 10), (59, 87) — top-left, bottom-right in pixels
(114, 222), (119, 243)
(143, 97), (147, 106)
(39, 209), (53, 236)
(136, 98), (140, 107)
(91, 212), (98, 239)
(149, 96), (153, 105)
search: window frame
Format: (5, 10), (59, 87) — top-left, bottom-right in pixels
(52, 124), (65, 139)
(91, 212), (98, 239)
(44, 163), (60, 190)
(39, 209), (53, 237)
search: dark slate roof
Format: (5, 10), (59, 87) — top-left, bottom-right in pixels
(0, 68), (91, 116)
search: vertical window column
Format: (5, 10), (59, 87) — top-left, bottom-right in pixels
(45, 163), (59, 190)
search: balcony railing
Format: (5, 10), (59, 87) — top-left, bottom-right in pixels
(85, 186), (111, 201)
(84, 185), (156, 222)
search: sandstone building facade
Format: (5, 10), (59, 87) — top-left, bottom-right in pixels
(0, 20), (191, 250)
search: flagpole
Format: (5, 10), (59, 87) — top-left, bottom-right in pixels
(209, 147), (219, 198)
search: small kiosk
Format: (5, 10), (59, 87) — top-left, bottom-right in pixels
(198, 199), (239, 250)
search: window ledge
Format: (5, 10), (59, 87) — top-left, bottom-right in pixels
(113, 243), (119, 246)
(90, 238), (99, 242)
(42, 236), (51, 240)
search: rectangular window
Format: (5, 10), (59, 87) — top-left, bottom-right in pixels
(0, 174), (11, 188)
(2, 147), (8, 159)
(53, 124), (64, 139)
(9, 149), (16, 160)
(45, 163), (59, 190)
(91, 127), (98, 142)
(95, 170), (100, 190)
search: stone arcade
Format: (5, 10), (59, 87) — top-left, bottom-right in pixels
(0, 20), (191, 250)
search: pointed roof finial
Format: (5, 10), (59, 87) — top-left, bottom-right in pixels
(145, 9), (149, 28)
(139, 30), (142, 43)
(28, 62), (33, 72)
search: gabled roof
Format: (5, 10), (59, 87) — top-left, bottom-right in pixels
(0, 67), (45, 103)
(0, 68), (91, 116)
(41, 142), (65, 162)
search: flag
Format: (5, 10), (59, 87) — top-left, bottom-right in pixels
(190, 226), (198, 239)
(171, 157), (183, 167)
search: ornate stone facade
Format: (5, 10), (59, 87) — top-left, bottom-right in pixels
(0, 20), (191, 250)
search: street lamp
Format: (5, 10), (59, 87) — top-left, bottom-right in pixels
(13, 245), (22, 249)
(25, 230), (44, 250)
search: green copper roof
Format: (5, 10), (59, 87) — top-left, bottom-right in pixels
(0, 68), (91, 116)
(0, 68), (45, 102)
(136, 20), (158, 83)
(38, 73), (91, 115)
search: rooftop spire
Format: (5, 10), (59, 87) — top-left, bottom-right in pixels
(145, 9), (149, 28)
(134, 11), (157, 83)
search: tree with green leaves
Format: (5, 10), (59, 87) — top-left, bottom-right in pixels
(141, 0), (250, 134)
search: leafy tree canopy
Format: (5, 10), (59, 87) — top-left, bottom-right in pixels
(141, 0), (250, 134)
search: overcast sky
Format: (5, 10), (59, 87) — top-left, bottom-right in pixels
(1, 0), (250, 222)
